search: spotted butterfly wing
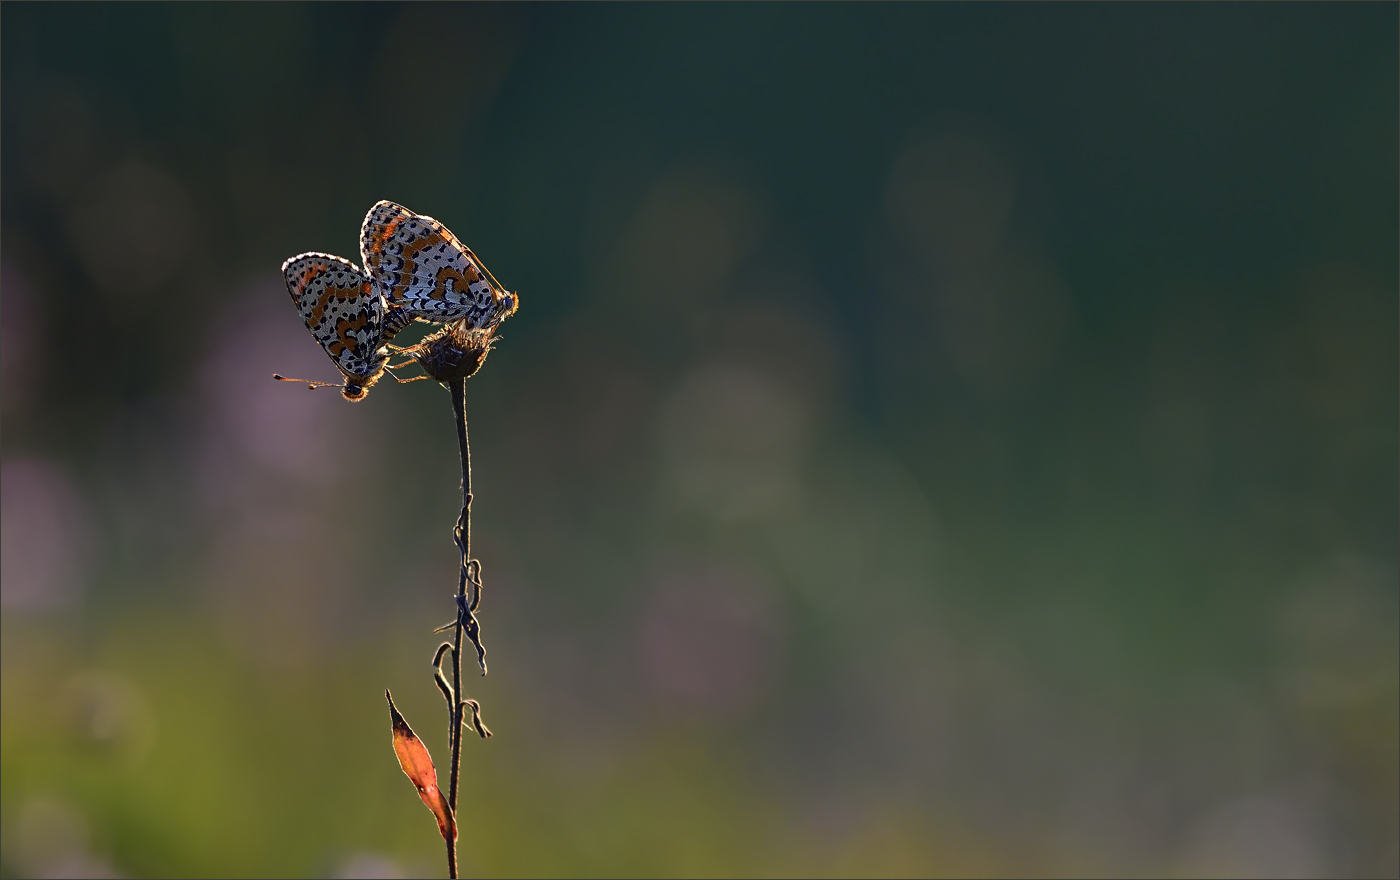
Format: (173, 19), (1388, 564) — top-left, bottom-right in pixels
(281, 252), (411, 400)
(360, 200), (518, 329)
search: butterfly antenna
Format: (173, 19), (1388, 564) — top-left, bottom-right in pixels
(272, 374), (342, 391)
(465, 245), (513, 299)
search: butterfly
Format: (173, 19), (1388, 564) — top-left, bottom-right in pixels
(360, 200), (519, 329)
(278, 202), (519, 399)
(276, 253), (415, 401)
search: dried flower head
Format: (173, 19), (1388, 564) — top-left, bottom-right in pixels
(396, 320), (499, 384)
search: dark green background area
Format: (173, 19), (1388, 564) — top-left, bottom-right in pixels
(2, 4), (1396, 878)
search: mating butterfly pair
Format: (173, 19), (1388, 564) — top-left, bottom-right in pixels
(279, 200), (519, 400)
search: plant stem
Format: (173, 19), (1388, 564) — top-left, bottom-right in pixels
(446, 377), (471, 879)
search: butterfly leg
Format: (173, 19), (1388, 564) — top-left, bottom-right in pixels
(384, 366), (432, 384)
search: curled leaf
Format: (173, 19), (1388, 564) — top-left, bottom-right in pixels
(386, 689), (455, 842)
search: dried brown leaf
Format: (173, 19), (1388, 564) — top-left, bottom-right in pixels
(386, 689), (455, 842)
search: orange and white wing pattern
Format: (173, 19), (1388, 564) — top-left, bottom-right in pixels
(282, 252), (399, 386)
(359, 200), (518, 329)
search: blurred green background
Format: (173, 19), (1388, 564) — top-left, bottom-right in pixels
(2, 3), (1396, 878)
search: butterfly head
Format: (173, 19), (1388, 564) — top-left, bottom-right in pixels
(498, 288), (520, 321)
(342, 382), (368, 402)
(337, 362), (387, 401)
(272, 364), (382, 401)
